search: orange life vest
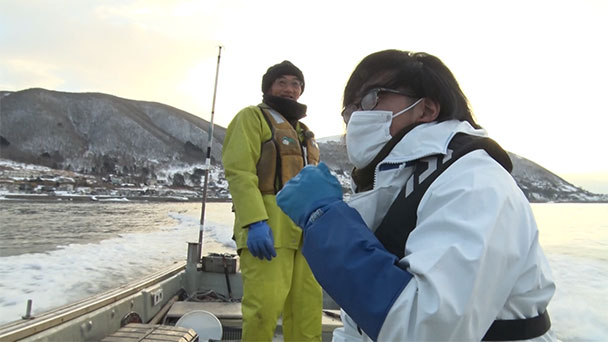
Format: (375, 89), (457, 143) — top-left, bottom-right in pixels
(257, 107), (320, 194)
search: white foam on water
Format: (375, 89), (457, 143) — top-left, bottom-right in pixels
(0, 210), (236, 325)
(1, 203), (606, 341)
(546, 253), (608, 341)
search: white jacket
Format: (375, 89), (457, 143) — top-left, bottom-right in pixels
(337, 120), (556, 341)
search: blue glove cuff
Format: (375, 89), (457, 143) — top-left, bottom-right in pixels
(306, 207), (326, 226)
(249, 220), (267, 229)
(299, 198), (339, 227)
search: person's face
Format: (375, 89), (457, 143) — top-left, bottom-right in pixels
(268, 75), (303, 101)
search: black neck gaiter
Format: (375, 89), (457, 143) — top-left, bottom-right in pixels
(263, 94), (307, 124)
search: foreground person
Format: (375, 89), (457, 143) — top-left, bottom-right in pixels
(277, 50), (556, 341)
(222, 60), (322, 341)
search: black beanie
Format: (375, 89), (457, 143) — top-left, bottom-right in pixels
(261, 60), (305, 94)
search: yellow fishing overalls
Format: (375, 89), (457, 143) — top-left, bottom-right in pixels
(222, 103), (322, 341)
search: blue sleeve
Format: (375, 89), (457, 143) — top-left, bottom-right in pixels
(302, 201), (413, 340)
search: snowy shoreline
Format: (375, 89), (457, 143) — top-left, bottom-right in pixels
(0, 193), (232, 203)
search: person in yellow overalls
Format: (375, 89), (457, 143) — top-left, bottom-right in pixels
(222, 60), (322, 341)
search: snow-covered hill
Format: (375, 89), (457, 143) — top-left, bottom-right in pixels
(0, 88), (224, 175)
(1, 88), (605, 203)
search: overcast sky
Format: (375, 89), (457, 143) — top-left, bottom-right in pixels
(1, 0), (607, 193)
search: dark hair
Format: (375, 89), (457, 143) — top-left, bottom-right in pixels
(343, 50), (480, 128)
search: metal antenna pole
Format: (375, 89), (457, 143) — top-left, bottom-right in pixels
(198, 45), (222, 261)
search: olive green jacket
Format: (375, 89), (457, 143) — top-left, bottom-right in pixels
(222, 104), (308, 251)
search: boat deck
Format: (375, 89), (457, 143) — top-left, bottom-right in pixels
(166, 301), (342, 341)
(0, 252), (343, 342)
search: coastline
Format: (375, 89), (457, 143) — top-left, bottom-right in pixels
(0, 193), (232, 203)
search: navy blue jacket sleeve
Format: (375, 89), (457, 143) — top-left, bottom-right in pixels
(302, 201), (413, 340)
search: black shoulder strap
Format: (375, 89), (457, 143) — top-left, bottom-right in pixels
(374, 133), (512, 259)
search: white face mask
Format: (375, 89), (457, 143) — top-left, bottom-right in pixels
(346, 98), (422, 169)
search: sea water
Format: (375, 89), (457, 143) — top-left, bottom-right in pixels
(0, 201), (606, 341)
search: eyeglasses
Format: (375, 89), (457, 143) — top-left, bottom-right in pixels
(341, 88), (415, 124)
(274, 78), (303, 90)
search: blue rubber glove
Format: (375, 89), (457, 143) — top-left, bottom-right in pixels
(276, 162), (343, 228)
(246, 221), (276, 260)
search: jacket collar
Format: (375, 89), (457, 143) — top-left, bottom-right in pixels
(380, 120), (488, 165)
